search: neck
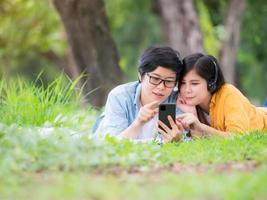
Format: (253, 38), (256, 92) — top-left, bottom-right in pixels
(199, 94), (212, 113)
(140, 88), (147, 106)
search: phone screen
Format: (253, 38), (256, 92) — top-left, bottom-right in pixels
(158, 103), (176, 130)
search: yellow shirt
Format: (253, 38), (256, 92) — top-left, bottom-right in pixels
(209, 84), (267, 133)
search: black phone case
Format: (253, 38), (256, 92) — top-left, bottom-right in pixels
(158, 103), (176, 130)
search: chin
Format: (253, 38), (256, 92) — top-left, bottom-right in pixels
(185, 101), (198, 106)
(152, 94), (166, 102)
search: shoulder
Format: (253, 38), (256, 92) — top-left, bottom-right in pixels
(108, 81), (139, 99)
(106, 81), (140, 107)
(218, 83), (239, 94)
(214, 83), (244, 100)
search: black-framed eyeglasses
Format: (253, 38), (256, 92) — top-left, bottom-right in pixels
(146, 73), (176, 88)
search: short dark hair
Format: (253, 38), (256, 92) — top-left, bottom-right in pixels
(138, 46), (183, 79)
(180, 53), (225, 93)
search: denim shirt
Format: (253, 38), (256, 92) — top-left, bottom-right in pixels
(94, 81), (182, 138)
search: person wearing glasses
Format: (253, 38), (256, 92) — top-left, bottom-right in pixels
(165, 53), (267, 138)
(93, 46), (184, 141)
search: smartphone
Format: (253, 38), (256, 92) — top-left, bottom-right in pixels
(158, 103), (176, 130)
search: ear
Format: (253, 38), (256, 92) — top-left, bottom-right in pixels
(138, 72), (142, 83)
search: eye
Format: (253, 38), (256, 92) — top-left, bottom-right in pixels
(165, 80), (175, 84)
(151, 76), (161, 82)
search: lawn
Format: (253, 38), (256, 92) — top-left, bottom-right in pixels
(0, 78), (267, 200)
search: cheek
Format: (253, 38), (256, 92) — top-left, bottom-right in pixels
(164, 88), (173, 96)
(179, 86), (185, 94)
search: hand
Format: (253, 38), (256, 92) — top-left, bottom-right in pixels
(158, 115), (184, 143)
(176, 113), (204, 137)
(176, 96), (197, 116)
(135, 100), (159, 125)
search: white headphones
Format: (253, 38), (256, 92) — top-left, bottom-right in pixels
(173, 82), (178, 92)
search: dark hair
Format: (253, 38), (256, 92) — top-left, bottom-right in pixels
(180, 53), (225, 126)
(180, 53), (225, 93)
(138, 46), (183, 79)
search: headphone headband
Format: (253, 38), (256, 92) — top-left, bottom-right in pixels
(207, 56), (218, 92)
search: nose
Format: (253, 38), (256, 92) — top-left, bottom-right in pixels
(156, 81), (165, 90)
(185, 84), (192, 93)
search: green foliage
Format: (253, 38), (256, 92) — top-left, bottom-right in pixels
(0, 0), (66, 80)
(105, 0), (161, 80)
(0, 126), (267, 199)
(0, 76), (82, 126)
(238, 0), (267, 102)
(0, 124), (266, 175)
(1, 169), (267, 200)
(0, 76), (266, 199)
(196, 0), (221, 56)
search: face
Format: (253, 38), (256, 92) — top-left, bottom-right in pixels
(140, 66), (177, 105)
(180, 69), (211, 107)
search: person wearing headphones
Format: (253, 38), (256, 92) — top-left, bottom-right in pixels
(93, 46), (184, 141)
(159, 53), (267, 139)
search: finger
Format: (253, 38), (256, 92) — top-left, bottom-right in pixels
(153, 107), (159, 114)
(145, 100), (159, 109)
(141, 108), (156, 118)
(176, 119), (185, 132)
(168, 115), (178, 131)
(176, 113), (187, 119)
(158, 120), (171, 133)
(178, 98), (186, 104)
(158, 127), (172, 141)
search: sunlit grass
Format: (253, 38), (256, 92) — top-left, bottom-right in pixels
(1, 170), (267, 200)
(0, 76), (84, 126)
(0, 76), (267, 199)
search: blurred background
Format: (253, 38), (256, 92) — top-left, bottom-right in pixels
(0, 0), (266, 108)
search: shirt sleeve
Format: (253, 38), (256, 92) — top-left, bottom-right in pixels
(95, 91), (130, 137)
(223, 93), (250, 133)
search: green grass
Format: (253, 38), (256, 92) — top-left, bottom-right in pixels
(0, 76), (83, 126)
(0, 77), (267, 199)
(1, 170), (267, 200)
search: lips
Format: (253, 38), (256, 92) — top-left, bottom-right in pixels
(152, 91), (164, 97)
(185, 97), (195, 101)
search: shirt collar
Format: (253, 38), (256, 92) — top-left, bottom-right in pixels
(134, 83), (142, 110)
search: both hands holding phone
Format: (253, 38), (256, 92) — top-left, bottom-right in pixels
(135, 100), (202, 143)
(158, 102), (204, 143)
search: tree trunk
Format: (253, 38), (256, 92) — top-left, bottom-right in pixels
(219, 0), (246, 85)
(53, 0), (123, 107)
(157, 0), (204, 57)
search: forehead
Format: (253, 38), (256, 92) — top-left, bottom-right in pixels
(183, 69), (204, 80)
(150, 66), (176, 78)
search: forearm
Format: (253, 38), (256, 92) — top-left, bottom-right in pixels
(200, 124), (230, 138)
(119, 120), (142, 139)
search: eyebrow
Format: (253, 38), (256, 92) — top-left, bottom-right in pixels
(150, 73), (176, 80)
(182, 79), (201, 82)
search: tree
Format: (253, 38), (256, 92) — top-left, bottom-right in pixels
(156, 0), (246, 85)
(156, 0), (204, 57)
(219, 0), (246, 84)
(52, 0), (123, 107)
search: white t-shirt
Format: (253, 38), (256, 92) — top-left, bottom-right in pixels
(138, 115), (159, 140)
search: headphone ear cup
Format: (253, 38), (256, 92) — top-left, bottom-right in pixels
(208, 81), (216, 92)
(173, 86), (178, 92)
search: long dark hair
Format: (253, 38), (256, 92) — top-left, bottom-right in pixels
(180, 53), (226, 125)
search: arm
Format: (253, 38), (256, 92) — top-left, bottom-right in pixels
(176, 113), (231, 138)
(96, 90), (159, 139)
(120, 101), (159, 139)
(222, 93), (250, 133)
(95, 91), (131, 137)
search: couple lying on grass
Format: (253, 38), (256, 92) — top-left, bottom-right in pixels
(93, 46), (267, 143)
